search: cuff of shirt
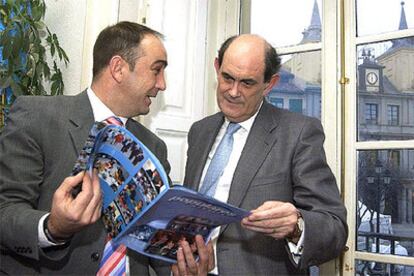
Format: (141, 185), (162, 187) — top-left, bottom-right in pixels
(286, 226), (305, 264)
(38, 213), (67, 248)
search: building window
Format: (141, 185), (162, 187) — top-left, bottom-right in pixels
(365, 103), (378, 124)
(289, 99), (303, 114)
(272, 98), (284, 108)
(387, 105), (399, 126)
(388, 150), (400, 167)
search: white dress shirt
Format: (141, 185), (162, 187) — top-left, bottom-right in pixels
(198, 104), (304, 274)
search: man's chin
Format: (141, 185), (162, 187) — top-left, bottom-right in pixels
(131, 108), (150, 117)
(222, 111), (242, 122)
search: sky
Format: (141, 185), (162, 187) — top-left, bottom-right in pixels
(250, 0), (413, 48)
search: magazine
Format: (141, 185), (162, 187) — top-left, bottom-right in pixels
(73, 123), (249, 263)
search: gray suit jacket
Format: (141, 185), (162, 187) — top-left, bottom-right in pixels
(0, 92), (171, 275)
(184, 101), (348, 275)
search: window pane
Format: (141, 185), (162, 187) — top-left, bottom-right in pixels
(356, 38), (414, 141)
(365, 103), (378, 124)
(387, 105), (400, 126)
(357, 150), (414, 258)
(357, 0), (413, 37)
(356, 259), (414, 275)
(266, 52), (321, 120)
(250, 0), (322, 47)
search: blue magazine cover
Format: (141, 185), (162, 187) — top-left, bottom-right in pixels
(76, 124), (249, 263)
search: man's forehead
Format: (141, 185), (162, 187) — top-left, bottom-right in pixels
(221, 53), (264, 79)
(138, 35), (167, 63)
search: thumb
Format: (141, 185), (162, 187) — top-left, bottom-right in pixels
(57, 171), (85, 195)
(252, 201), (283, 213)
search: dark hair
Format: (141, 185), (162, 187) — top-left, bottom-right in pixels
(92, 21), (164, 79)
(217, 35), (281, 83)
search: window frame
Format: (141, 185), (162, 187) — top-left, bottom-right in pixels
(343, 0), (414, 272)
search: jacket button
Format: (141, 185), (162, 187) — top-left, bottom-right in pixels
(91, 252), (100, 262)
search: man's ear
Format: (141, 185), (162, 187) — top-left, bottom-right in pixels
(263, 74), (280, 97)
(214, 57), (220, 75)
(109, 55), (125, 83)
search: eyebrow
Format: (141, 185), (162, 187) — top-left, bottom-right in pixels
(153, 60), (168, 68)
(222, 71), (256, 84)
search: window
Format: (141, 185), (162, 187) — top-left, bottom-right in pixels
(389, 150), (400, 167)
(246, 0), (323, 121)
(242, 0), (414, 274)
(387, 105), (399, 126)
(289, 99), (303, 114)
(240, 0), (414, 275)
(269, 98), (284, 108)
(365, 103), (378, 124)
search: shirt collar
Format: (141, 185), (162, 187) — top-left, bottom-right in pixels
(87, 88), (128, 125)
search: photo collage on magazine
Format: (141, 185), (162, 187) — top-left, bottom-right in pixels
(87, 124), (221, 262)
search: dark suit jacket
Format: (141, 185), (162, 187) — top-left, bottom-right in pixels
(0, 92), (171, 275)
(184, 101), (348, 275)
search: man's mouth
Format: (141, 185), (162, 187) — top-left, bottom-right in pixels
(224, 96), (241, 105)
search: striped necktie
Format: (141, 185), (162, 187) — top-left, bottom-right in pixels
(95, 116), (127, 276)
(199, 122), (241, 197)
(72, 116), (124, 176)
(97, 237), (127, 276)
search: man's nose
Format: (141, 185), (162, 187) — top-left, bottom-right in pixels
(156, 75), (166, 91)
(228, 81), (240, 97)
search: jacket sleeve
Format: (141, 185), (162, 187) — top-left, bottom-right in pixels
(0, 97), (48, 261)
(290, 118), (348, 269)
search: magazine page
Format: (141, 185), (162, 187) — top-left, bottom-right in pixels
(122, 186), (249, 263)
(91, 125), (170, 240)
(75, 124), (249, 263)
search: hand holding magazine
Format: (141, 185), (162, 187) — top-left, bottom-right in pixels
(73, 123), (249, 263)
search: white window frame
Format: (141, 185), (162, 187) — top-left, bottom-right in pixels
(342, 0), (414, 274)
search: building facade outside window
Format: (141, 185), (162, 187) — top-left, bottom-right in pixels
(365, 103), (378, 124)
(387, 105), (400, 126)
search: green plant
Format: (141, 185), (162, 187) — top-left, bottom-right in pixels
(0, 0), (69, 97)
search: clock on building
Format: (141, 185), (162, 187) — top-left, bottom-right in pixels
(366, 71), (378, 85)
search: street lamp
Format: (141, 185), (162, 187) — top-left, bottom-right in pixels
(367, 160), (391, 253)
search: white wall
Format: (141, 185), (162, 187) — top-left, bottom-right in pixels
(44, 0), (88, 95)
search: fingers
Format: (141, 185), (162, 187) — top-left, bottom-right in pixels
(206, 241), (215, 271)
(81, 170), (103, 223)
(49, 170), (103, 237)
(194, 235), (209, 273)
(175, 246), (188, 276)
(72, 170), (102, 222)
(182, 239), (198, 274)
(247, 201), (294, 221)
(56, 171), (85, 197)
(173, 236), (212, 276)
(241, 201), (298, 239)
(242, 223), (291, 239)
(251, 200), (283, 212)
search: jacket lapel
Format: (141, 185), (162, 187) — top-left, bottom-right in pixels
(188, 114), (224, 192)
(67, 91), (95, 157)
(218, 102), (280, 234)
(227, 102), (280, 207)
